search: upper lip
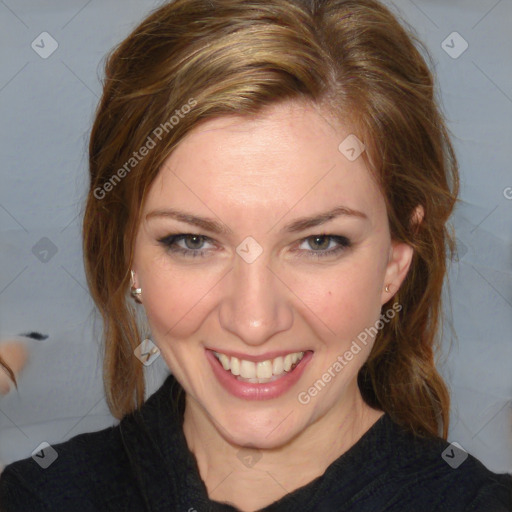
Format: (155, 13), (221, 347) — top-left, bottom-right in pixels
(207, 348), (311, 363)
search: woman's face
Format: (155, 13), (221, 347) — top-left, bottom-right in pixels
(133, 100), (413, 448)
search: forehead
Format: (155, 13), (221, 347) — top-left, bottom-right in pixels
(146, 101), (385, 225)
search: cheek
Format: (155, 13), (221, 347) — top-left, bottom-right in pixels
(288, 256), (386, 342)
(139, 254), (225, 341)
(136, 235), (389, 347)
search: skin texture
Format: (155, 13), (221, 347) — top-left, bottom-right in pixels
(132, 100), (414, 511)
(0, 340), (28, 474)
(0, 341), (28, 396)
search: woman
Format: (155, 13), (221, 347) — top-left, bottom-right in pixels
(0, 0), (510, 510)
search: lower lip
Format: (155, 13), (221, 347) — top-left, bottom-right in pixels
(206, 349), (313, 400)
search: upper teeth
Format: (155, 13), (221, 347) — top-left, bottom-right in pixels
(214, 351), (305, 379)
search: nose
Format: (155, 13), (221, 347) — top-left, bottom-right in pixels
(218, 254), (294, 347)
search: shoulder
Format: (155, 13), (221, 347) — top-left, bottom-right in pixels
(374, 415), (512, 511)
(0, 375), (179, 512)
(0, 425), (137, 511)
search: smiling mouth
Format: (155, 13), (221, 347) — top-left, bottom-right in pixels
(212, 350), (308, 384)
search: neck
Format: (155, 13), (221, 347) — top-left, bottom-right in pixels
(182, 383), (384, 512)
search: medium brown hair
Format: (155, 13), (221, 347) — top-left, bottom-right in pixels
(83, 0), (458, 438)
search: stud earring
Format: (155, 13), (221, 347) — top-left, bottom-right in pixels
(385, 284), (391, 293)
(130, 270), (142, 303)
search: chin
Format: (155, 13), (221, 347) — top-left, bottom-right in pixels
(209, 405), (306, 450)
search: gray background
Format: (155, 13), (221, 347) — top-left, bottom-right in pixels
(0, 0), (511, 474)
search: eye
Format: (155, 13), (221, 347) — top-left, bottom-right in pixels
(295, 235), (351, 258)
(157, 233), (351, 260)
(157, 233), (215, 258)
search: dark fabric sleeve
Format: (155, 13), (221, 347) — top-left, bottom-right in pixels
(0, 429), (118, 512)
(0, 458), (111, 512)
(465, 473), (512, 512)
(0, 465), (51, 512)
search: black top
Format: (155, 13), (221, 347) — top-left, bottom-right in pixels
(0, 374), (510, 511)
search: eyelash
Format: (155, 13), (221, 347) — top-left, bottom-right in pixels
(157, 233), (352, 259)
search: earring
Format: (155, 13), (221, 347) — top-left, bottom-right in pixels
(130, 270), (142, 303)
(385, 284), (391, 293)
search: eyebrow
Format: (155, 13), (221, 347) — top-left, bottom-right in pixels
(145, 206), (367, 235)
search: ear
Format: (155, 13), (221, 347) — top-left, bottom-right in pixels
(381, 205), (423, 304)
